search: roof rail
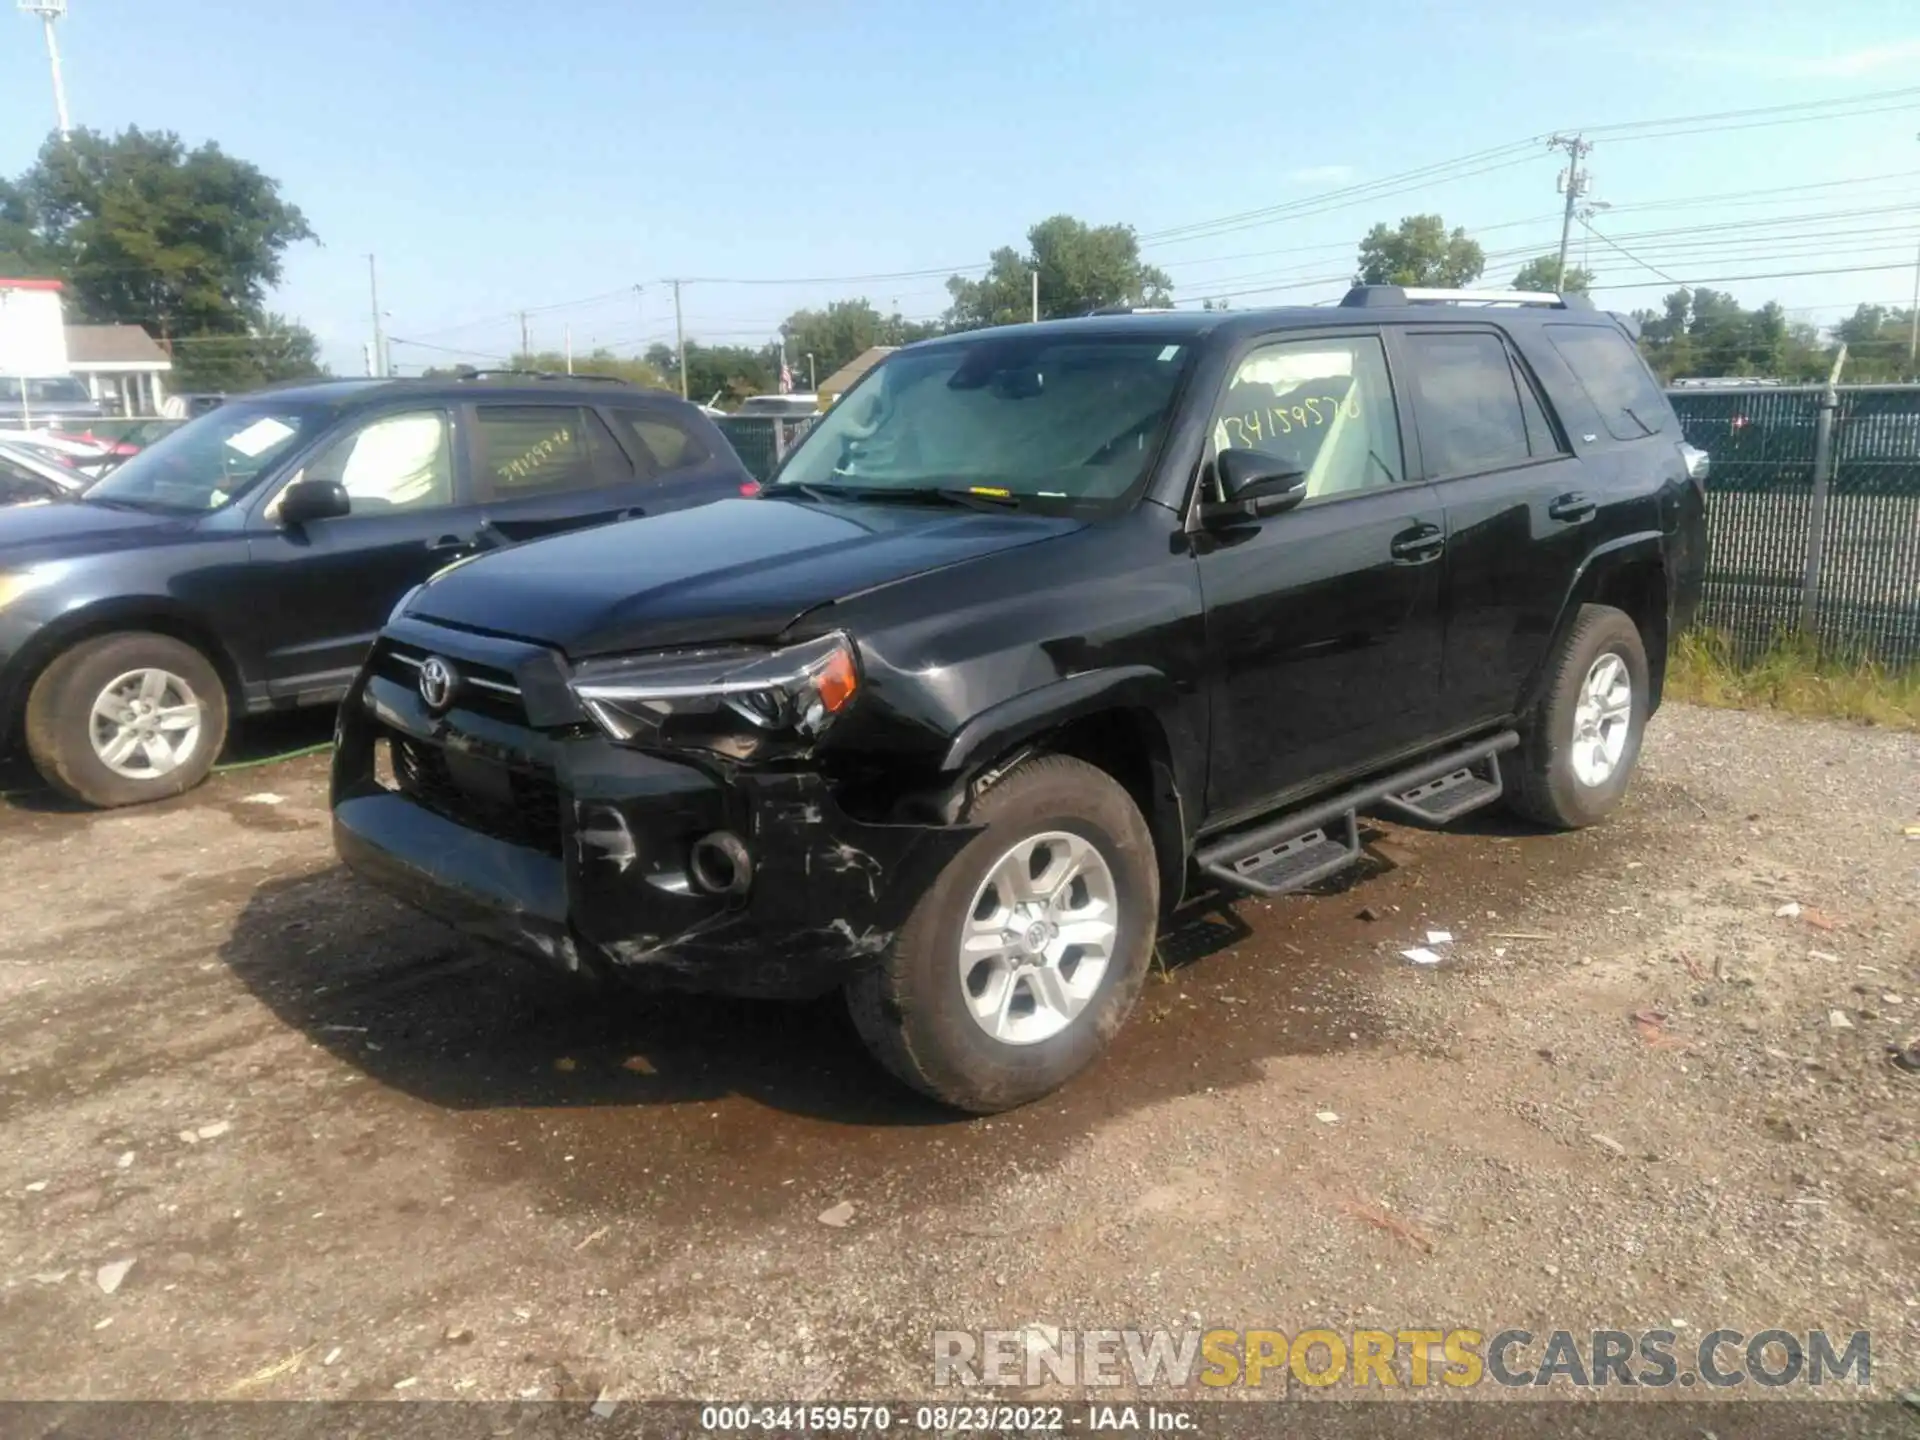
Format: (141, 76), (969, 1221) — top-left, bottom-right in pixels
(1085, 304), (1177, 316)
(448, 367), (633, 385)
(1339, 285), (1596, 311)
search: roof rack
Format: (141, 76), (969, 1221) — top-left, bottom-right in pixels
(447, 367), (633, 385)
(1085, 304), (1177, 316)
(1339, 285), (1596, 311)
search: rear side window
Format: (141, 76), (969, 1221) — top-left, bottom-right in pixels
(1545, 324), (1671, 442)
(606, 408), (710, 477)
(474, 406), (631, 499)
(1404, 331), (1534, 476)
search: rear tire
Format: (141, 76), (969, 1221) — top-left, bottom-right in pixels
(845, 754), (1159, 1114)
(24, 631), (228, 809)
(1508, 603), (1649, 830)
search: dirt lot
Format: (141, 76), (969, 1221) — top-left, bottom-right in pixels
(0, 704), (1913, 1405)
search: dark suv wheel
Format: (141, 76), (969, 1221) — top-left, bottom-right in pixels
(845, 754), (1159, 1113)
(24, 632), (229, 809)
(1508, 603), (1650, 829)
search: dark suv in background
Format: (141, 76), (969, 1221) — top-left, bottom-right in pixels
(333, 288), (1708, 1113)
(0, 372), (755, 808)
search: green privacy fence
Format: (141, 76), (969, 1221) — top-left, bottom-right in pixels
(1667, 384), (1920, 667)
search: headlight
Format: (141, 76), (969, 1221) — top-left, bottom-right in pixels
(570, 631), (860, 759)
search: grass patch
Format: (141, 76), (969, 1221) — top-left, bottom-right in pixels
(1667, 630), (1920, 731)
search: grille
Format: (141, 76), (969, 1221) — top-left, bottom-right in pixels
(388, 734), (563, 858)
(374, 642), (527, 723)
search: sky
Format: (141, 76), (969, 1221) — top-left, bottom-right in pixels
(2, 0), (1918, 376)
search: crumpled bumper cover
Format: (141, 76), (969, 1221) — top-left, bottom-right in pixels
(332, 667), (977, 999)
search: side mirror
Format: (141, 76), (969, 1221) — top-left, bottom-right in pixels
(278, 477), (351, 526)
(1201, 449), (1308, 527)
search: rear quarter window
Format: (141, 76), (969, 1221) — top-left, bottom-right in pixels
(1545, 324), (1671, 442)
(607, 409), (710, 476)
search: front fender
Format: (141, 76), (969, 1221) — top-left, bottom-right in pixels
(939, 664), (1181, 774)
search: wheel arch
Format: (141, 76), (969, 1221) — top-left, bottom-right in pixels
(940, 668), (1193, 915)
(1522, 535), (1670, 718)
(1, 598), (244, 749)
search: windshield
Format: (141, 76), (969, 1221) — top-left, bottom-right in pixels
(772, 334), (1192, 510)
(83, 403), (322, 513)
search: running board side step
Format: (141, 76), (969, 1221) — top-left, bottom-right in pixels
(1195, 731), (1520, 898)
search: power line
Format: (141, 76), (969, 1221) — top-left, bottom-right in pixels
(1579, 221), (1682, 285)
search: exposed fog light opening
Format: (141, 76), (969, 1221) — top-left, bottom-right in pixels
(689, 831), (753, 897)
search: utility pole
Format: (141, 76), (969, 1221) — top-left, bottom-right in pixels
(18, 2), (71, 141)
(366, 254), (386, 378)
(517, 311), (530, 364)
(672, 279), (687, 399)
(564, 324), (573, 374)
(1031, 269), (1039, 323)
(1548, 133), (1594, 292)
(805, 352), (816, 391)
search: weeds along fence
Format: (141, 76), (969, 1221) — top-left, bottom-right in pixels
(1670, 384), (1920, 667)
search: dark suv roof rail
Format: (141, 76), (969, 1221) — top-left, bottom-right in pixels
(1339, 285), (1597, 311)
(1084, 304), (1178, 316)
(447, 367), (634, 386)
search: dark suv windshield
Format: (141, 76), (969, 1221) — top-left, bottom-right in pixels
(773, 333), (1193, 510)
(84, 403), (323, 513)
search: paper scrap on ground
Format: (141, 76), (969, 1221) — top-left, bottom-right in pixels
(1401, 947), (1443, 966)
(1426, 930), (1453, 946)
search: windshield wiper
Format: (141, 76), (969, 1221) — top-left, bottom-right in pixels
(772, 482), (1022, 512)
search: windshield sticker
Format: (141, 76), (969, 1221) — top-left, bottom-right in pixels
(224, 416), (296, 457)
(1158, 345), (1181, 362)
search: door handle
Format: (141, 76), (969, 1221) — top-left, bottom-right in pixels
(424, 534), (471, 554)
(1389, 524), (1445, 564)
(1548, 492), (1597, 523)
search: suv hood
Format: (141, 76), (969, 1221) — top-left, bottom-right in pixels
(0, 497), (182, 566)
(408, 496), (1086, 656)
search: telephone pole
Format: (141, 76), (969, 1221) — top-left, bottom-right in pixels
(1548, 133), (1594, 292)
(672, 279), (688, 399)
(366, 254), (386, 378)
(18, 2), (71, 141)
(1031, 269), (1039, 324)
(517, 311), (530, 363)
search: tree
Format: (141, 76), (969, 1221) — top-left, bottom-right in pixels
(779, 299), (939, 386)
(945, 215), (1171, 330)
(1355, 214), (1484, 287)
(509, 348), (669, 389)
(643, 341), (777, 406)
(17, 127), (316, 342)
(0, 177), (50, 276)
(1831, 303), (1916, 382)
(1512, 254), (1592, 294)
(169, 312), (325, 392)
(1632, 287), (1831, 383)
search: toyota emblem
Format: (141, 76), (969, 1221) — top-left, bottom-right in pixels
(418, 655), (459, 711)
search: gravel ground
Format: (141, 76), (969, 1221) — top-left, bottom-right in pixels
(0, 703), (1912, 1407)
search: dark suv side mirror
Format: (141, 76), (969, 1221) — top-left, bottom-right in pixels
(278, 478), (352, 526)
(1200, 449), (1308, 527)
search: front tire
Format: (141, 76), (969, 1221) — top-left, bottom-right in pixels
(845, 754), (1159, 1114)
(1508, 603), (1649, 830)
(24, 632), (229, 809)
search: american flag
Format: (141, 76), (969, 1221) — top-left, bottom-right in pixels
(778, 353), (793, 394)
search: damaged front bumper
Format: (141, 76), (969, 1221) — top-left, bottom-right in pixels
(330, 625), (976, 999)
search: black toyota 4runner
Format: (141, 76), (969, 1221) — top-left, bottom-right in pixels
(332, 286), (1708, 1113)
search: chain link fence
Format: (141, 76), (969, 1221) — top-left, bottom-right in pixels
(712, 416), (819, 484)
(1670, 384), (1920, 667)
